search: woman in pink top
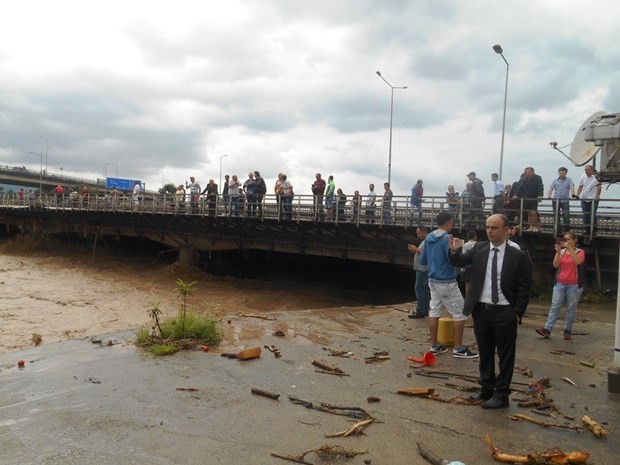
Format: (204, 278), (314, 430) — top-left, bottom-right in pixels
(536, 232), (585, 340)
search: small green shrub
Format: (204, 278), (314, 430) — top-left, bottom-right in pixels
(135, 327), (151, 345)
(149, 344), (178, 356)
(136, 310), (221, 355)
(135, 278), (222, 356)
(160, 311), (222, 345)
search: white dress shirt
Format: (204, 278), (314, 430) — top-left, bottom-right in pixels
(480, 242), (510, 305)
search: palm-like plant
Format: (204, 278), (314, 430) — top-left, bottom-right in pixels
(174, 278), (197, 337)
(147, 301), (164, 337)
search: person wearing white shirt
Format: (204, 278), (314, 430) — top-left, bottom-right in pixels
(449, 214), (531, 409)
(132, 181), (141, 206)
(576, 164), (602, 235)
(491, 173), (505, 214)
(547, 167), (575, 233)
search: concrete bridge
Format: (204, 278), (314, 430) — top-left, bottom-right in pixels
(1, 190), (619, 290)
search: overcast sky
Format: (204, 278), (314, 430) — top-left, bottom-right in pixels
(1, 0), (619, 198)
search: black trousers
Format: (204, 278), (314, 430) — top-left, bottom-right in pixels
(472, 303), (517, 400)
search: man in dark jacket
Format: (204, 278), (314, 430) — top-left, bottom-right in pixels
(514, 167), (544, 232)
(253, 171), (267, 217)
(311, 173), (326, 221)
(466, 171), (485, 227)
(449, 214), (531, 409)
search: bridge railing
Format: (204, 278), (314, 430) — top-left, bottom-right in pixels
(1, 191), (618, 239)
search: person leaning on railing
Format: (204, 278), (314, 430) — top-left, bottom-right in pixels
(365, 184), (376, 224)
(311, 173), (326, 221)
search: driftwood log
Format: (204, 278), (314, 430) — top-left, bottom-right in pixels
(485, 433), (590, 464)
(417, 442), (447, 465)
(508, 413), (581, 432)
(251, 387), (280, 400)
(582, 415), (607, 438)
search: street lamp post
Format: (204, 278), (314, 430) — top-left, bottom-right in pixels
(376, 71), (407, 186)
(60, 166), (63, 178)
(219, 154), (228, 190)
(493, 44), (509, 181)
(28, 150), (43, 192)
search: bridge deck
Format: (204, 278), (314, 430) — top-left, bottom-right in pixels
(1, 192), (618, 239)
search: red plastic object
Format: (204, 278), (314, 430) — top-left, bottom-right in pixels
(407, 352), (436, 367)
(202, 346), (209, 352)
(227, 319), (232, 324)
(17, 360), (25, 367)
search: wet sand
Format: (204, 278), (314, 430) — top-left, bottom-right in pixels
(0, 238), (362, 355)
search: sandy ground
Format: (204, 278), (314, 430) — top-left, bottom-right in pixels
(0, 238), (358, 355)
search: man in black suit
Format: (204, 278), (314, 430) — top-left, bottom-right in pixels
(449, 214), (531, 409)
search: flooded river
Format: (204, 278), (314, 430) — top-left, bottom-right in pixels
(0, 236), (413, 354)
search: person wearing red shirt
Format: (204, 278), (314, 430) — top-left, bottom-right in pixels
(536, 232), (584, 340)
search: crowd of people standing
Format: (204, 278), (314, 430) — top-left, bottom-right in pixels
(22, 163), (603, 236)
(428, 164), (603, 236)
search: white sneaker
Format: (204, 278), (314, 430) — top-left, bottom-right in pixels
(453, 348), (479, 359)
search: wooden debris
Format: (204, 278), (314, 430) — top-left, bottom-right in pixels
(579, 360), (595, 368)
(312, 359), (345, 375)
(411, 371), (450, 380)
(440, 383), (479, 392)
(288, 396), (371, 420)
(251, 387), (280, 400)
(514, 364), (533, 378)
(325, 418), (374, 437)
(397, 388), (435, 396)
(366, 396), (381, 403)
(397, 390), (480, 405)
(176, 387), (199, 392)
(582, 415), (607, 438)
(550, 350), (576, 356)
(315, 370), (349, 376)
(484, 433), (589, 464)
(417, 442), (448, 465)
(520, 380), (576, 421)
(221, 347), (262, 360)
(240, 313), (276, 320)
(535, 377), (552, 388)
(364, 351), (390, 363)
(561, 377), (577, 386)
(507, 413), (581, 432)
(272, 444), (368, 463)
(322, 346), (355, 358)
(264, 345), (282, 358)
(270, 453), (313, 465)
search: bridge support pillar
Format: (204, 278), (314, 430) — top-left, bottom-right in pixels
(177, 246), (197, 266)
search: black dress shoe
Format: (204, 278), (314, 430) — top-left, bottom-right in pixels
(408, 313), (426, 319)
(481, 397), (509, 409)
(468, 392), (492, 401)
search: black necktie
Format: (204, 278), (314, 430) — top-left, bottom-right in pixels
(491, 248), (499, 304)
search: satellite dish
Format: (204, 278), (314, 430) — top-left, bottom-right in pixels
(569, 111), (606, 166)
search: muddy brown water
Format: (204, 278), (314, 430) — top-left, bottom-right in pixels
(0, 237), (410, 355)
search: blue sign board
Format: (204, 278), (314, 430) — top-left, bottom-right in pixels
(106, 177), (141, 191)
